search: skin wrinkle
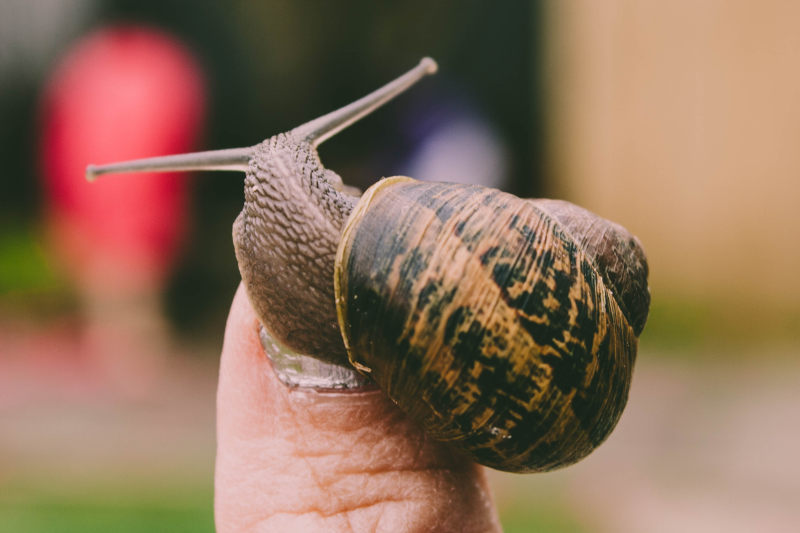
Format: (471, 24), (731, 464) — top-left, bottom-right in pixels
(253, 499), (413, 533)
(281, 384), (362, 533)
(228, 419), (428, 532)
(283, 396), (464, 513)
(274, 358), (428, 526)
(215, 284), (502, 532)
(259, 497), (413, 520)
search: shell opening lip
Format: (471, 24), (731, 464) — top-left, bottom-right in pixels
(333, 176), (417, 373)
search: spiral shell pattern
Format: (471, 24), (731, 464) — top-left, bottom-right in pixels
(334, 177), (645, 472)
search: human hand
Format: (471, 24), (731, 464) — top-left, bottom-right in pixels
(215, 283), (502, 532)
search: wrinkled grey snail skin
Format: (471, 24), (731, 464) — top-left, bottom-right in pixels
(85, 58), (651, 473)
(233, 135), (357, 365)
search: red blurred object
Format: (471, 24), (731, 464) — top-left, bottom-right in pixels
(39, 25), (206, 292)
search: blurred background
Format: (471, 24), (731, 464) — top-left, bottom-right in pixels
(1, 1), (798, 531)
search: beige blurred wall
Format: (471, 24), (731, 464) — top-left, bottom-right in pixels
(545, 1), (800, 313)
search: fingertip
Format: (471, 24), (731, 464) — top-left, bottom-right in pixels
(220, 283), (263, 378)
(224, 283), (259, 351)
(215, 283), (502, 532)
(217, 283), (272, 435)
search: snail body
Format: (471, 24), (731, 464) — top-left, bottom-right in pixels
(232, 133), (357, 364)
(87, 58), (650, 473)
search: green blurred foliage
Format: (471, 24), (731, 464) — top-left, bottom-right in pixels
(641, 295), (800, 353)
(0, 485), (214, 533)
(0, 487), (584, 533)
(0, 227), (60, 295)
(503, 506), (586, 533)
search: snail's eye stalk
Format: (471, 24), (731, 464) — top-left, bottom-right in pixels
(292, 57), (438, 147)
(85, 57), (438, 182)
(85, 146), (254, 182)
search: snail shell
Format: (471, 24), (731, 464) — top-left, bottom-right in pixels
(335, 177), (648, 472)
(85, 58), (650, 473)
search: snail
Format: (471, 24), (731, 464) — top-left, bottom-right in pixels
(87, 58), (650, 473)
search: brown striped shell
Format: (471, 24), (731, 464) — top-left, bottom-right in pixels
(334, 177), (649, 473)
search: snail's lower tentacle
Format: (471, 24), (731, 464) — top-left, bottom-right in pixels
(259, 325), (374, 391)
